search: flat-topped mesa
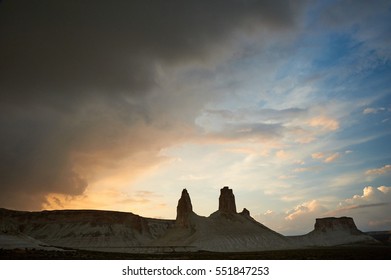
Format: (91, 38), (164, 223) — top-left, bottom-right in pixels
(314, 217), (361, 234)
(218, 186), (237, 214)
(176, 189), (193, 227)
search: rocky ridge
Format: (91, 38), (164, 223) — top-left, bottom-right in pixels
(0, 208), (173, 252)
(0, 187), (378, 252)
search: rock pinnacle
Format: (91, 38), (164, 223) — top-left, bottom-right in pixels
(176, 188), (193, 227)
(218, 186), (237, 214)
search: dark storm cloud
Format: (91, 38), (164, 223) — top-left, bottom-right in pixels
(1, 0), (302, 104)
(0, 0), (306, 209)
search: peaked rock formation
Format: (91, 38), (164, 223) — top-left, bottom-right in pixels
(240, 208), (250, 217)
(155, 187), (293, 252)
(176, 189), (193, 227)
(218, 186), (237, 214)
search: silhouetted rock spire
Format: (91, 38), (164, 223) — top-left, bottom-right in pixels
(218, 186), (237, 214)
(176, 189), (193, 227)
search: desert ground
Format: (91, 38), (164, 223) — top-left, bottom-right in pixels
(1, 245), (390, 260)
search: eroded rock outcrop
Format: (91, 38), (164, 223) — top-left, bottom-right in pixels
(157, 187), (292, 252)
(314, 217), (361, 234)
(176, 189), (193, 227)
(0, 208), (174, 251)
(289, 216), (377, 246)
(1, 189), (381, 253)
(240, 208), (250, 217)
(218, 186), (237, 214)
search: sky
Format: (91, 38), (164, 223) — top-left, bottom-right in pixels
(0, 0), (390, 235)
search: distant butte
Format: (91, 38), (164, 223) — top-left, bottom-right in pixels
(314, 217), (361, 233)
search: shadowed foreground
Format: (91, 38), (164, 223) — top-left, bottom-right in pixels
(1, 245), (390, 260)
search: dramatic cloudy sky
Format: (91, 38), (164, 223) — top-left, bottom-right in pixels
(1, 0), (390, 234)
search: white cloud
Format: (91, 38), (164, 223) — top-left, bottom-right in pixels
(307, 116), (340, 131)
(257, 186), (391, 235)
(330, 172), (363, 188)
(285, 200), (327, 221)
(256, 200), (329, 235)
(329, 186), (391, 231)
(365, 164), (391, 176)
(363, 107), (386, 114)
(378, 186), (391, 194)
(178, 174), (210, 181)
(293, 166), (321, 173)
(278, 174), (297, 180)
(343, 186), (391, 205)
(275, 149), (290, 159)
(311, 151), (341, 163)
(311, 152), (325, 159)
(324, 152), (340, 163)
